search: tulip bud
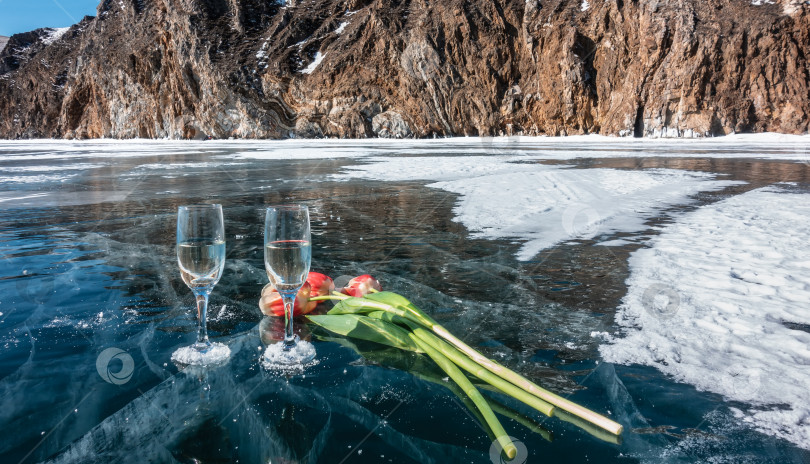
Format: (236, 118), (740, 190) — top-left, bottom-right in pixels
(307, 272), (335, 298)
(259, 281), (318, 317)
(341, 274), (382, 297)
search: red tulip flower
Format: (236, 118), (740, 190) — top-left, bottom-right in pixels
(259, 281), (318, 317)
(307, 272), (335, 298)
(341, 274), (382, 297)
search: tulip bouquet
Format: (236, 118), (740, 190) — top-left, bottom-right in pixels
(260, 274), (622, 458)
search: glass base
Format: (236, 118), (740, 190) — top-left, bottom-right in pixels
(171, 342), (231, 367)
(262, 337), (316, 369)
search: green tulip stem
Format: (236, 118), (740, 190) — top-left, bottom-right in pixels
(411, 326), (556, 418)
(317, 292), (623, 436)
(309, 292), (351, 302)
(388, 305), (623, 436)
(408, 332), (518, 460)
(369, 311), (556, 418)
(484, 396), (553, 443)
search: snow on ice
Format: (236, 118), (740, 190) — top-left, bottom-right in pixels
(600, 187), (810, 449)
(341, 155), (741, 259)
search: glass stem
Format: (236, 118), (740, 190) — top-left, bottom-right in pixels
(282, 293), (296, 348)
(194, 291), (211, 350)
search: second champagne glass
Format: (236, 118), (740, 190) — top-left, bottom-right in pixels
(263, 204), (316, 365)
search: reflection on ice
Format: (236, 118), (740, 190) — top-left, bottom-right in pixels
(43, 335), (486, 464)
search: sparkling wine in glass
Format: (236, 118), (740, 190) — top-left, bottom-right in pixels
(171, 204), (231, 366)
(262, 204), (316, 366)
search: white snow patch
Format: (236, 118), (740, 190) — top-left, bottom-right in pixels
(340, 156), (741, 259)
(751, 0), (775, 4)
(42, 27), (69, 45)
(196, 133), (810, 161)
(335, 21), (349, 34)
(2, 163), (105, 172)
(597, 238), (634, 247)
(0, 193), (49, 203)
(135, 162), (244, 170)
(0, 133), (808, 160)
(581, 0), (590, 10)
(590, 331), (611, 341)
(256, 40), (269, 60)
(220, 147), (375, 160)
(300, 51), (326, 74)
(600, 187), (810, 449)
(0, 133), (807, 164)
(0, 173), (77, 183)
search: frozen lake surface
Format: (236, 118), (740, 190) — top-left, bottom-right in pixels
(0, 136), (809, 463)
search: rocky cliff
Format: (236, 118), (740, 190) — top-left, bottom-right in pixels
(0, 0), (808, 139)
(0, 36), (8, 53)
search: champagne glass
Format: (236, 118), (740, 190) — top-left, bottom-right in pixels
(262, 205), (316, 365)
(171, 204), (231, 366)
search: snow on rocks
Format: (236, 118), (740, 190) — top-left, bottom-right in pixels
(42, 27), (70, 45)
(300, 51), (326, 74)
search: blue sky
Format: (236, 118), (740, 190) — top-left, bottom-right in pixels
(0, 0), (98, 36)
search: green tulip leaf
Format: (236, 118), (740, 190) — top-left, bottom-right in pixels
(328, 297), (386, 315)
(364, 291), (414, 310)
(307, 314), (421, 352)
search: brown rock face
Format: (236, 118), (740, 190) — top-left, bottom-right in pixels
(0, 0), (808, 139)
